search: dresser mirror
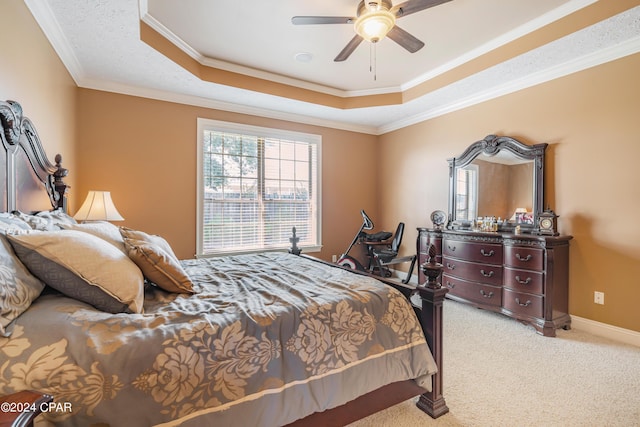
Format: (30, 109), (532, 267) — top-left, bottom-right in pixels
(447, 135), (547, 233)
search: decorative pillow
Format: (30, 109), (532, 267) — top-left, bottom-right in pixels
(0, 213), (32, 234)
(7, 230), (144, 314)
(120, 227), (194, 294)
(60, 221), (127, 254)
(0, 234), (45, 337)
(11, 210), (56, 231)
(12, 209), (77, 231)
(36, 209), (78, 228)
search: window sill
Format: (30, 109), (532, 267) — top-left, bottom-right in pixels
(195, 245), (322, 259)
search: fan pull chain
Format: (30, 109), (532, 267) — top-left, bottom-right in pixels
(369, 42), (377, 81)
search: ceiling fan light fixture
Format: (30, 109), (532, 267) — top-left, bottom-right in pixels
(354, 8), (396, 43)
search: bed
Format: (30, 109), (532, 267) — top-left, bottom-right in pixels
(0, 100), (448, 426)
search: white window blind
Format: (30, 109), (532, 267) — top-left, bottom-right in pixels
(455, 166), (478, 221)
(197, 119), (321, 256)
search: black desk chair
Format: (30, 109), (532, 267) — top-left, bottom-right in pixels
(370, 222), (417, 284)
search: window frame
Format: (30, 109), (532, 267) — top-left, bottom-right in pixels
(196, 118), (322, 257)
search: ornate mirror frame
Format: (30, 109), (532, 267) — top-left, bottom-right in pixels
(446, 134), (547, 233)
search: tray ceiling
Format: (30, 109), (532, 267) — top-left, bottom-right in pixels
(26, 0), (640, 134)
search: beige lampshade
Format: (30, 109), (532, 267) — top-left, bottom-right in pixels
(74, 191), (124, 222)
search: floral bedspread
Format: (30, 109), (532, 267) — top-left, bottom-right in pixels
(0, 252), (436, 427)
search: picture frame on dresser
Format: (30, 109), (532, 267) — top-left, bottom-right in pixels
(419, 135), (572, 337)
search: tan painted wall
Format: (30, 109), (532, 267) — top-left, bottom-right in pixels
(378, 52), (640, 333)
(76, 89), (379, 261)
(0, 0), (77, 193)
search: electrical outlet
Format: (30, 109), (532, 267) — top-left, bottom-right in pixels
(332, 254), (337, 263)
(594, 291), (605, 305)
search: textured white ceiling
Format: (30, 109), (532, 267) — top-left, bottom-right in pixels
(25, 0), (640, 134)
(144, 0), (573, 94)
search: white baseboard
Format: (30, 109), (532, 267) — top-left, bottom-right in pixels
(570, 315), (640, 348)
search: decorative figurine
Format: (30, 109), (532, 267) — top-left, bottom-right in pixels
(288, 226), (301, 255)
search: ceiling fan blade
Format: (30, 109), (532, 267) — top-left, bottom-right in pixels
(391, 0), (452, 18)
(387, 26), (424, 53)
(292, 16), (354, 25)
(334, 35), (364, 62)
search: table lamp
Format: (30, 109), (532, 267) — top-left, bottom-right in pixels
(74, 191), (124, 222)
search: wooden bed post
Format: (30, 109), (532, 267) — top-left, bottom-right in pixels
(416, 245), (449, 418)
(53, 154), (69, 212)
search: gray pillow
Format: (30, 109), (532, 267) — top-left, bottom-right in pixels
(7, 230), (145, 314)
(0, 234), (45, 337)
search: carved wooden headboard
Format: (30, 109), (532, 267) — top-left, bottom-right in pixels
(0, 100), (69, 213)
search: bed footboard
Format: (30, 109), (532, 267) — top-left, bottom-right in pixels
(413, 245), (449, 417)
(299, 251), (448, 419)
(415, 282), (449, 417)
(0, 390), (53, 427)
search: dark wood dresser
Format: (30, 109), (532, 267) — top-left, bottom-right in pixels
(418, 228), (572, 337)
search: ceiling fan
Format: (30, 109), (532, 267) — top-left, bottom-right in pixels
(292, 0), (452, 62)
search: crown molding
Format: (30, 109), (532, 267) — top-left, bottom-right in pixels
(76, 78), (379, 135)
(24, 0), (84, 85)
(401, 0), (598, 92)
(378, 34), (640, 134)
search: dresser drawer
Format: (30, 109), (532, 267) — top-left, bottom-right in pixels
(504, 267), (544, 294)
(443, 274), (502, 307)
(443, 257), (503, 286)
(503, 288), (544, 318)
(504, 245), (544, 270)
(443, 239), (503, 265)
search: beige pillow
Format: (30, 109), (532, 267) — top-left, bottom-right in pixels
(60, 221), (127, 254)
(7, 230), (144, 314)
(120, 227), (194, 294)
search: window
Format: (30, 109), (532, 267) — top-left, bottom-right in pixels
(455, 165), (478, 221)
(197, 119), (321, 256)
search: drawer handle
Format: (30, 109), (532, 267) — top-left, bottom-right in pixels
(446, 281), (456, 289)
(480, 249), (495, 257)
(515, 298), (532, 307)
(515, 254), (532, 262)
(446, 263), (455, 270)
(480, 269), (494, 278)
(447, 245), (456, 252)
(515, 276), (532, 285)
(480, 290), (494, 298)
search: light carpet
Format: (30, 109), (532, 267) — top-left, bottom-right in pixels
(349, 300), (640, 427)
